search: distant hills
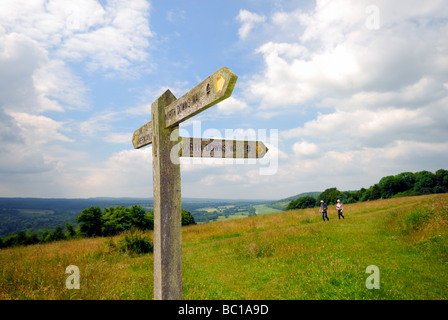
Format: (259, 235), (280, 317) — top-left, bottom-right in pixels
(0, 197), (153, 238)
(265, 192), (321, 211)
(2, 166), (447, 238)
(0, 196), (267, 238)
(273, 192), (322, 204)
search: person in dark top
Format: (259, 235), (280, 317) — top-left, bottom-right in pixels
(320, 200), (329, 221)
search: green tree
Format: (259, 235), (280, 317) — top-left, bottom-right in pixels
(4, 231), (39, 247)
(434, 169), (448, 193)
(129, 205), (153, 230)
(394, 172), (416, 193)
(360, 184), (381, 201)
(287, 196), (317, 210)
(40, 230), (52, 243)
(146, 211), (154, 229)
(371, 184), (382, 200)
(101, 206), (131, 236)
(14, 231), (29, 246)
(248, 206), (256, 217)
(181, 209), (196, 226)
(414, 171), (435, 195)
(379, 175), (397, 198)
(75, 206), (102, 237)
(49, 226), (66, 242)
(357, 188), (366, 200)
(317, 188), (341, 205)
(65, 222), (76, 238)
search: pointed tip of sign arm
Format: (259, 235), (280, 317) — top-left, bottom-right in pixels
(218, 66), (238, 100)
(258, 142), (268, 158)
(164, 67), (238, 128)
(132, 120), (153, 149)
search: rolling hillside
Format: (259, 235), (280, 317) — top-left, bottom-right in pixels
(265, 192), (321, 211)
(1, 193), (447, 300)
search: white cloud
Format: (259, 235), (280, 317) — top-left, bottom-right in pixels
(245, 1), (448, 110)
(33, 59), (88, 110)
(229, 0), (448, 197)
(80, 148), (153, 197)
(1, 0), (447, 200)
(0, 0), (152, 74)
(0, 1), (154, 197)
(216, 97), (248, 115)
(166, 9), (186, 23)
(282, 104), (446, 152)
(80, 111), (117, 137)
(9, 112), (73, 144)
(292, 140), (319, 157)
(236, 9), (266, 40)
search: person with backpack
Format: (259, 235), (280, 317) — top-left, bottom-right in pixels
(320, 200), (329, 221)
(336, 199), (345, 219)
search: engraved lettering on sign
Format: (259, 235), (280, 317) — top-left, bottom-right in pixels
(192, 93), (199, 104)
(174, 101), (191, 117)
(167, 108), (176, 121)
(206, 83), (211, 96)
(138, 135), (148, 146)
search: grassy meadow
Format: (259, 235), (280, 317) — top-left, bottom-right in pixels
(1, 193), (447, 300)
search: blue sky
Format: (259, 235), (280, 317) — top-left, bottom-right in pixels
(1, 0), (447, 200)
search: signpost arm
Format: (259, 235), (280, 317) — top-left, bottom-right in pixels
(151, 90), (182, 300)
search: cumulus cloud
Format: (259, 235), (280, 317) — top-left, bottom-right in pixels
(246, 1), (448, 110)
(0, 0), (153, 197)
(236, 9), (266, 40)
(81, 148), (154, 197)
(216, 97), (249, 115)
(9, 112), (73, 144)
(0, 0), (152, 73)
(292, 140), (319, 157)
(231, 0), (448, 197)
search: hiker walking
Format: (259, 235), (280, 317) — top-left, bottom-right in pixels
(336, 199), (344, 219)
(320, 200), (329, 221)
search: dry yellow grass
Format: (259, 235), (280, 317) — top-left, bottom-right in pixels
(0, 234), (154, 299)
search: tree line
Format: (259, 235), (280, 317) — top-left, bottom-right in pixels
(286, 169), (448, 210)
(0, 205), (195, 249)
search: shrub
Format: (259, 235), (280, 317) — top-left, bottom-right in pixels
(244, 241), (274, 258)
(117, 229), (153, 255)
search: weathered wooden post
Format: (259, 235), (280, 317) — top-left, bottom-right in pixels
(151, 90), (182, 300)
(131, 67), (268, 300)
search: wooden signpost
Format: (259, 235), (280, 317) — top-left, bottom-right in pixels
(132, 67), (268, 300)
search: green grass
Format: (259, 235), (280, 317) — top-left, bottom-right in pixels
(254, 204), (283, 215)
(1, 194), (447, 300)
